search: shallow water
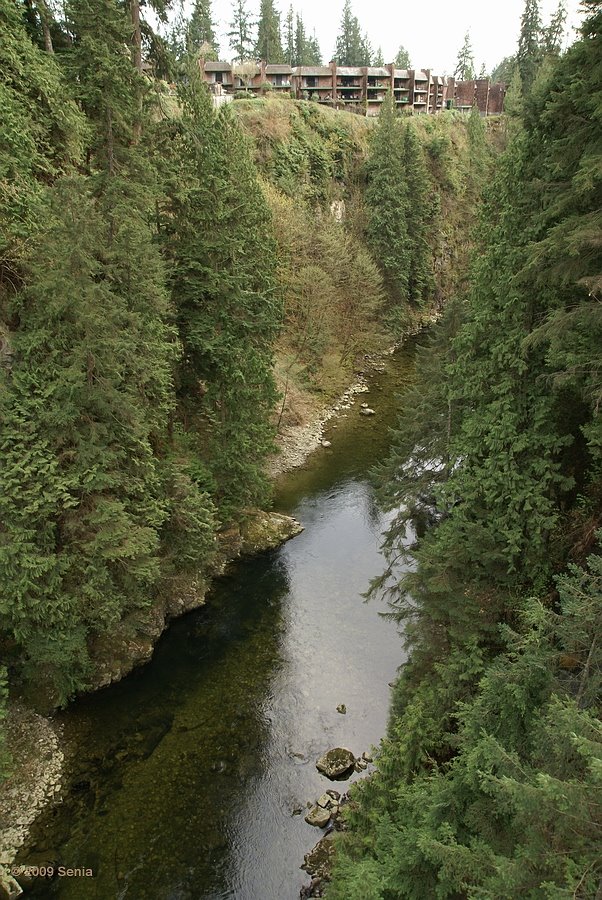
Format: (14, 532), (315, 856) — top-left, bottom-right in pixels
(23, 344), (417, 900)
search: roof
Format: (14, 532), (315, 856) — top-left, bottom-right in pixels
(204, 61), (232, 72)
(414, 70), (429, 81)
(266, 64), (292, 74)
(294, 66), (333, 76)
(337, 67), (364, 76)
(366, 67), (390, 77)
(393, 69), (410, 78)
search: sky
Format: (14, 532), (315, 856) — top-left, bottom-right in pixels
(179, 0), (585, 75)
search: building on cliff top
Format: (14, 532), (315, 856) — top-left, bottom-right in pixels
(199, 58), (506, 116)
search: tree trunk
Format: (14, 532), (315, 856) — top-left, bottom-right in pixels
(130, 0), (142, 74)
(36, 0), (54, 53)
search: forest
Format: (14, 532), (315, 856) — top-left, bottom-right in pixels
(0, 0), (600, 897)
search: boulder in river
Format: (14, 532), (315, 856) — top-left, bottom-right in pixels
(301, 832), (336, 879)
(305, 805), (331, 828)
(336, 703), (346, 714)
(316, 748), (356, 780)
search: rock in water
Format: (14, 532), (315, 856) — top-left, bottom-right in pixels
(359, 407), (375, 416)
(305, 805), (331, 828)
(336, 703), (346, 714)
(302, 832), (336, 879)
(315, 748), (356, 780)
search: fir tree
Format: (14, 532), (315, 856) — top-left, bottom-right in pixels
(517, 0), (542, 92)
(334, 0), (363, 66)
(403, 123), (435, 306)
(255, 0), (284, 62)
(543, 0), (567, 55)
(394, 44), (410, 68)
(283, 4), (294, 64)
(187, 0), (218, 56)
(360, 31), (373, 65)
(365, 92), (410, 329)
(228, 0), (254, 61)
(454, 30), (475, 80)
(373, 46), (384, 66)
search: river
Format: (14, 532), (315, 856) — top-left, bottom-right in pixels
(21, 343), (417, 900)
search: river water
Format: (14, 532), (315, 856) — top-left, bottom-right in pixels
(22, 344), (416, 900)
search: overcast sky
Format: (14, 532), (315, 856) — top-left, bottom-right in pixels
(183, 0), (584, 74)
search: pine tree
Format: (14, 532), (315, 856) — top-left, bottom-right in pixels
(403, 123), (435, 306)
(294, 12), (305, 66)
(283, 4), (294, 64)
(543, 0), (567, 55)
(163, 68), (282, 517)
(360, 31), (372, 65)
(305, 29), (322, 65)
(228, 0), (254, 61)
(334, 0), (363, 66)
(187, 0), (218, 56)
(454, 30), (475, 80)
(394, 45), (410, 68)
(255, 0), (284, 62)
(373, 46), (384, 66)
(365, 92), (410, 330)
(517, 0), (542, 93)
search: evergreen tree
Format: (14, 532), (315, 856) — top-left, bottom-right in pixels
(187, 0), (218, 56)
(394, 44), (410, 68)
(517, 0), (542, 92)
(255, 0), (284, 62)
(334, 0), (363, 66)
(163, 69), (282, 516)
(403, 123), (435, 306)
(543, 0), (567, 55)
(228, 0), (254, 61)
(373, 46), (384, 66)
(454, 30), (476, 80)
(294, 12), (305, 66)
(365, 92), (410, 329)
(283, 4), (294, 64)
(491, 54), (516, 82)
(360, 31), (373, 65)
(305, 29), (322, 65)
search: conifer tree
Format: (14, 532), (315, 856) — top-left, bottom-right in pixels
(187, 0), (218, 56)
(403, 123), (434, 306)
(284, 4), (294, 64)
(373, 46), (384, 66)
(164, 69), (282, 516)
(517, 0), (542, 92)
(365, 92), (410, 330)
(228, 0), (254, 61)
(543, 0), (567, 54)
(360, 31), (373, 65)
(454, 30), (475, 80)
(334, 0), (363, 66)
(305, 29), (322, 65)
(255, 0), (284, 62)
(394, 45), (410, 68)
(294, 12), (305, 66)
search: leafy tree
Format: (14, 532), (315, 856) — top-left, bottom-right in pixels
(454, 30), (475, 80)
(517, 0), (542, 92)
(334, 0), (363, 66)
(228, 0), (254, 61)
(394, 44), (410, 68)
(255, 0), (284, 62)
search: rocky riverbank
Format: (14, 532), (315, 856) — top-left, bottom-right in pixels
(0, 707), (63, 899)
(268, 351), (394, 478)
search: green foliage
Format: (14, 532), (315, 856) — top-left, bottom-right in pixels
(454, 30), (476, 81)
(394, 45), (411, 68)
(255, 0), (284, 63)
(228, 0), (254, 61)
(163, 70), (282, 517)
(365, 97), (436, 331)
(187, 0), (217, 55)
(334, 0), (369, 66)
(328, 8), (602, 898)
(517, 0), (543, 93)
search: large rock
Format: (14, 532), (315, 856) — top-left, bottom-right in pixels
(316, 748), (356, 780)
(301, 832), (336, 879)
(304, 806), (331, 828)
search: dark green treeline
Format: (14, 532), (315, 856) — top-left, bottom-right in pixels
(327, 4), (602, 898)
(0, 0), (280, 713)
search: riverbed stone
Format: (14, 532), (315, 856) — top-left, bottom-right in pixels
(302, 832), (336, 879)
(305, 806), (331, 828)
(359, 407), (375, 416)
(336, 703), (346, 714)
(316, 748), (356, 780)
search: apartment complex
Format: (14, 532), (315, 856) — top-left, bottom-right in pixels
(200, 59), (506, 116)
